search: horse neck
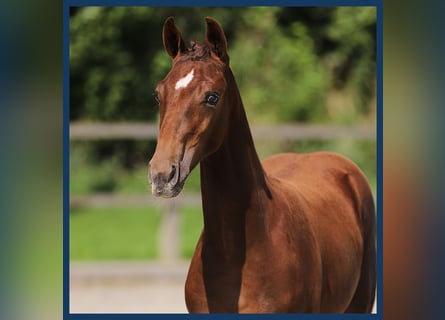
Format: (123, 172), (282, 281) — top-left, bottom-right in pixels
(199, 69), (270, 261)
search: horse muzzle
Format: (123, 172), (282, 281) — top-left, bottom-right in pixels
(149, 141), (196, 198)
(148, 161), (179, 198)
(149, 156), (193, 198)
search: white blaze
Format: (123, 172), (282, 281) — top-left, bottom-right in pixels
(175, 69), (194, 90)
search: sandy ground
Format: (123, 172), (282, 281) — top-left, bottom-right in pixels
(70, 261), (377, 314)
(70, 261), (189, 313)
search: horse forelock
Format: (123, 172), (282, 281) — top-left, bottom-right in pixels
(177, 41), (212, 62)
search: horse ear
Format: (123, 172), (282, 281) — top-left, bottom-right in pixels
(162, 16), (186, 59)
(205, 17), (229, 64)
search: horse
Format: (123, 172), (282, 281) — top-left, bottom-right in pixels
(148, 16), (376, 313)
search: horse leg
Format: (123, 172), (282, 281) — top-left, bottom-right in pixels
(345, 194), (376, 313)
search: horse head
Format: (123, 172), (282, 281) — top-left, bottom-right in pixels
(149, 17), (233, 198)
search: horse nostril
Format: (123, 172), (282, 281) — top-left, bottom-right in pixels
(167, 165), (177, 184)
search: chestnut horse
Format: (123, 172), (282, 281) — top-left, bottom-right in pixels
(149, 17), (376, 313)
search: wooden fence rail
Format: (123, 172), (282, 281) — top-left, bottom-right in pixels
(70, 122), (375, 140)
(69, 121), (375, 261)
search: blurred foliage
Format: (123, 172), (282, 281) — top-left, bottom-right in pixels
(70, 6), (376, 122)
(70, 7), (376, 191)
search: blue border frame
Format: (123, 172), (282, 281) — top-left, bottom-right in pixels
(63, 0), (71, 318)
(63, 1), (383, 319)
(375, 2), (383, 317)
(66, 0), (379, 6)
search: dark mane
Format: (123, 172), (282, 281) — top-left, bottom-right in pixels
(178, 41), (212, 62)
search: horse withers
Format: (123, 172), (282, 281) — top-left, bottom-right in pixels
(149, 17), (376, 313)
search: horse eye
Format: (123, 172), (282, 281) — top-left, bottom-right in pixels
(152, 91), (160, 104)
(205, 92), (219, 106)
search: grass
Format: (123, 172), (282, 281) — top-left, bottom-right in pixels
(70, 207), (161, 260)
(70, 206), (203, 260)
(181, 207), (204, 258)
